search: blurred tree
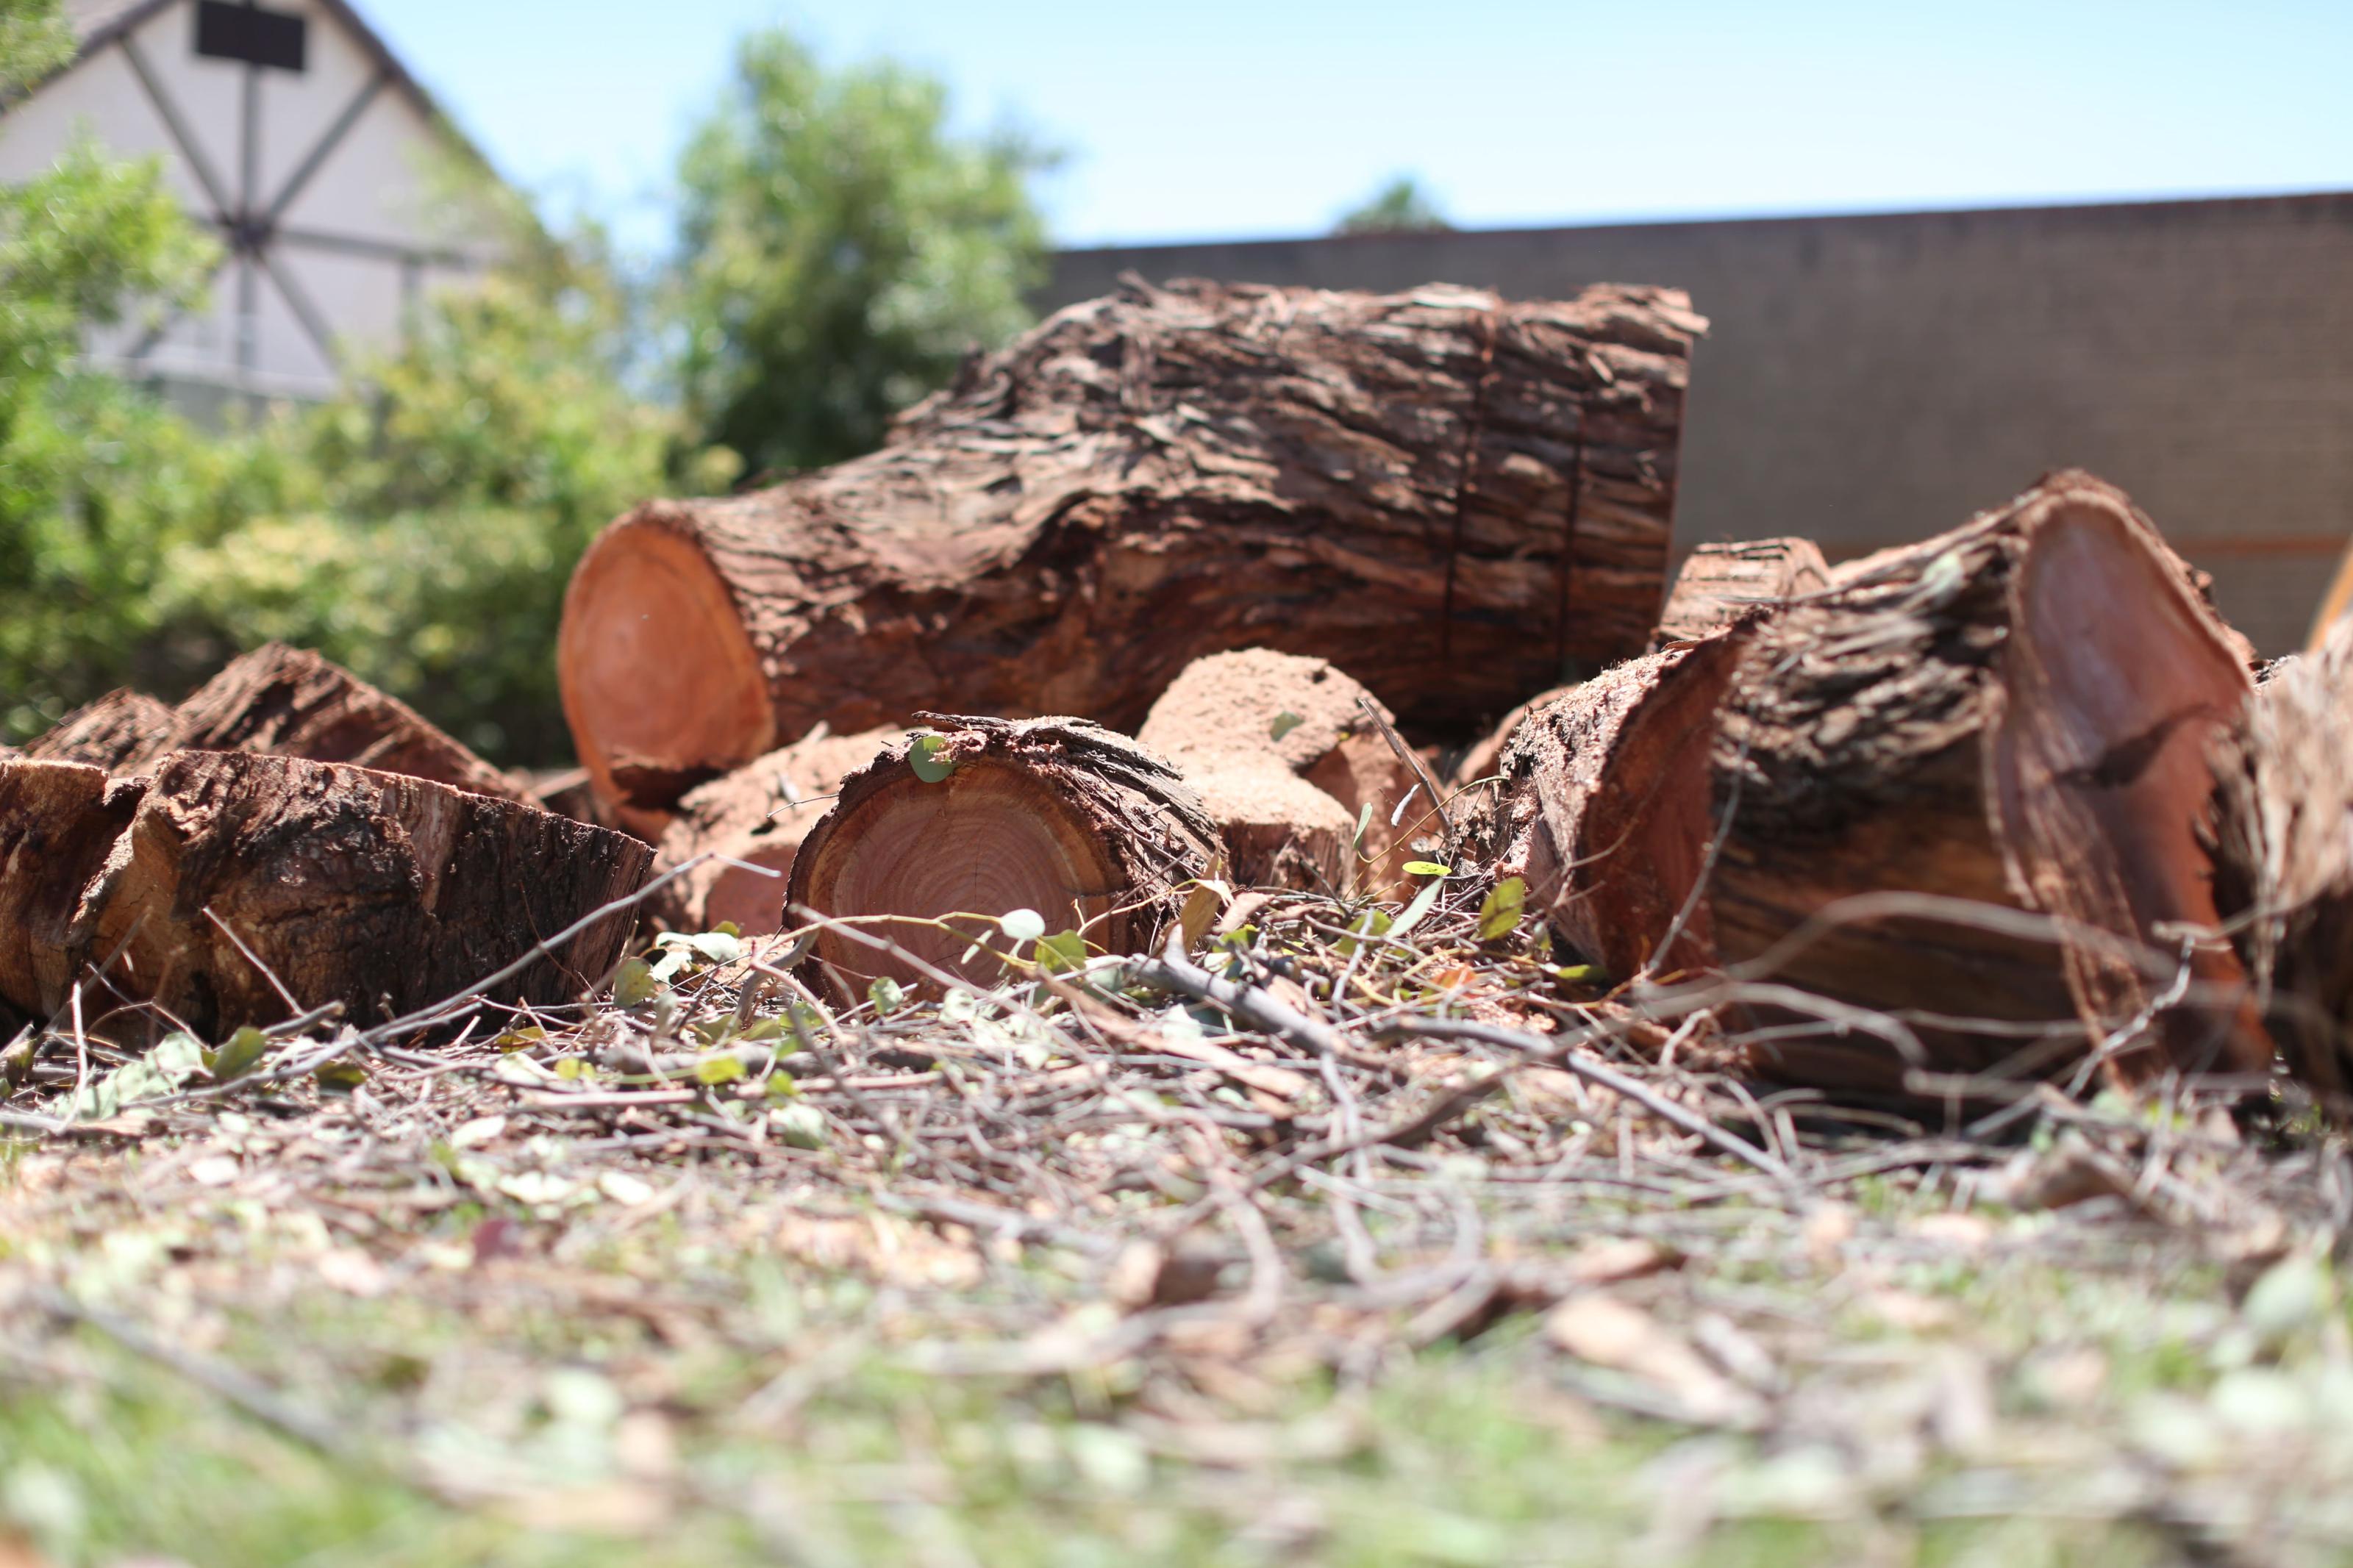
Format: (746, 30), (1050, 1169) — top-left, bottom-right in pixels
(671, 26), (1056, 480)
(1334, 175), (1453, 235)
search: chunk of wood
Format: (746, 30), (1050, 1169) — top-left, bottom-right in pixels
(0, 751), (650, 1036)
(1455, 631), (1750, 981)
(2209, 621), (2353, 1106)
(1708, 470), (2267, 1096)
(23, 690), (176, 770)
(649, 726), (896, 934)
(1137, 649), (1422, 895)
(787, 716), (1216, 995)
(559, 279), (1704, 822)
(1652, 537), (1830, 647)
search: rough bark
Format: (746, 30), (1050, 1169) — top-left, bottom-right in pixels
(24, 690), (176, 770)
(0, 751), (651, 1037)
(1653, 537), (1830, 648)
(1708, 470), (2267, 1098)
(560, 277), (1704, 823)
(2208, 622), (2353, 1106)
(1455, 631), (1750, 982)
(650, 726), (897, 935)
(1137, 649), (1423, 895)
(788, 716), (1217, 995)
(168, 642), (526, 802)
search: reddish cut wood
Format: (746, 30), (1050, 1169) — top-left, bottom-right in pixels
(0, 751), (651, 1037)
(1138, 649), (1423, 896)
(788, 717), (1215, 995)
(24, 690), (176, 771)
(1652, 537), (1830, 648)
(1456, 631), (1749, 982)
(560, 278), (1704, 821)
(650, 727), (897, 935)
(0, 759), (144, 1022)
(1709, 470), (2266, 1098)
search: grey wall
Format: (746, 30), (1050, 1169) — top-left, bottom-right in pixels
(1043, 194), (2353, 655)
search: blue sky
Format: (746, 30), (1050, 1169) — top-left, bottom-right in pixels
(368, 0), (2353, 253)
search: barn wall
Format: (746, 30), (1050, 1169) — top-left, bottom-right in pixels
(1043, 194), (2353, 655)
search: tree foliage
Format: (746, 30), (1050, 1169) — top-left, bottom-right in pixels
(672, 27), (1055, 479)
(1334, 175), (1453, 235)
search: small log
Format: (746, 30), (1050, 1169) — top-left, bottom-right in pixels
(559, 279), (1704, 821)
(0, 751), (651, 1035)
(23, 690), (176, 770)
(1709, 470), (2266, 1096)
(1652, 537), (1830, 648)
(1455, 631), (1750, 981)
(169, 642), (527, 802)
(650, 726), (897, 934)
(2208, 623), (2353, 1104)
(1137, 649), (1422, 895)
(788, 716), (1216, 994)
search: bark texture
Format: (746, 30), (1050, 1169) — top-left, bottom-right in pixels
(0, 751), (651, 1037)
(560, 277), (1704, 822)
(1709, 470), (2266, 1097)
(650, 727), (897, 935)
(1137, 649), (1422, 895)
(24, 691), (176, 770)
(788, 716), (1217, 995)
(1653, 537), (1831, 648)
(1456, 631), (1750, 982)
(2209, 623), (2353, 1106)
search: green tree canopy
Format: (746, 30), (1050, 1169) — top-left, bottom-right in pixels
(671, 27), (1057, 480)
(1334, 175), (1454, 235)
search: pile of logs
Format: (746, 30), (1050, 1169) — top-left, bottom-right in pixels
(12, 275), (2351, 1117)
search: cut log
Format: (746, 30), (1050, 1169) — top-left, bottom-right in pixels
(169, 642), (527, 802)
(1137, 649), (1423, 895)
(23, 690), (176, 770)
(0, 751), (651, 1036)
(650, 726), (897, 934)
(787, 716), (1216, 995)
(1455, 631), (1751, 982)
(1708, 470), (2267, 1097)
(1652, 537), (1830, 648)
(2208, 623), (2353, 1106)
(560, 278), (1704, 823)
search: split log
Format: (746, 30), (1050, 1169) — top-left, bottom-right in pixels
(560, 278), (1704, 823)
(1455, 631), (1751, 981)
(23, 690), (176, 770)
(1652, 537), (1829, 648)
(650, 726), (896, 934)
(1708, 470), (2267, 1096)
(1136, 649), (1423, 895)
(2208, 623), (2353, 1104)
(787, 716), (1217, 995)
(0, 751), (650, 1036)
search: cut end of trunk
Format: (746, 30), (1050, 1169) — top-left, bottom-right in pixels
(24, 690), (176, 773)
(559, 506), (774, 824)
(1654, 537), (1831, 648)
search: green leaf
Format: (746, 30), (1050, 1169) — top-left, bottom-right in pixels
(1404, 860), (1452, 878)
(690, 1017), (739, 1048)
(492, 1025), (548, 1053)
(907, 731), (957, 784)
(695, 1054), (747, 1086)
(314, 1059), (367, 1092)
(612, 956), (659, 1005)
(765, 1071), (800, 1098)
(712, 920), (742, 938)
(688, 930), (744, 964)
(208, 1025), (268, 1081)
(771, 1101), (828, 1148)
(868, 976), (906, 1015)
(1477, 876), (1527, 941)
(1269, 710), (1304, 742)
(1554, 963), (1602, 984)
(1335, 908), (1393, 958)
(741, 1016), (793, 1042)
(1388, 876), (1446, 940)
(999, 907), (1046, 943)
(1349, 800), (1375, 857)
(1037, 930), (1088, 973)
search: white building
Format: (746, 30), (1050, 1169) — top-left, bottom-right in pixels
(0, 0), (507, 404)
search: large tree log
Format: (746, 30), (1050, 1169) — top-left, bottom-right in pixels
(788, 716), (1216, 995)
(1708, 471), (2267, 1097)
(0, 751), (650, 1037)
(1652, 537), (1830, 648)
(650, 726), (897, 935)
(2208, 623), (2353, 1105)
(1456, 631), (1750, 982)
(23, 690), (176, 770)
(560, 278), (1704, 823)
(1136, 649), (1422, 895)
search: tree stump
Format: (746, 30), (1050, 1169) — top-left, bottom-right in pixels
(1652, 537), (1830, 648)
(560, 278), (1704, 823)
(0, 760), (144, 1025)
(787, 716), (1216, 995)
(23, 691), (176, 771)
(1137, 649), (1423, 895)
